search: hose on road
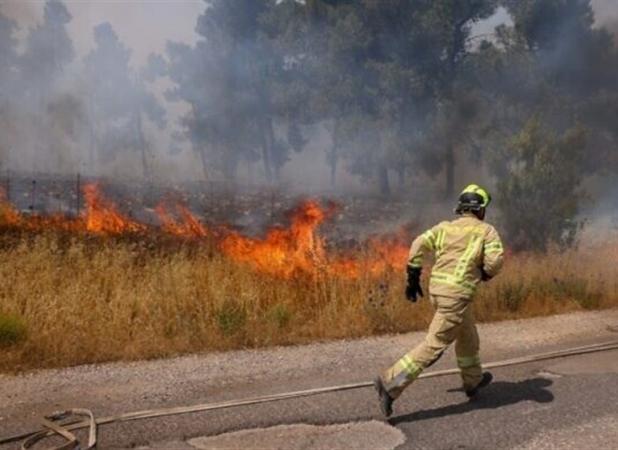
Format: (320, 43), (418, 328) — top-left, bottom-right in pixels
(3, 340), (618, 449)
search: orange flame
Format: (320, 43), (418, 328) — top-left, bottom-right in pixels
(83, 183), (145, 234)
(220, 200), (330, 278)
(0, 187), (21, 226)
(155, 202), (208, 238)
(0, 184), (412, 279)
(366, 229), (410, 274)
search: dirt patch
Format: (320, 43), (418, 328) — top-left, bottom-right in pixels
(186, 421), (405, 450)
(543, 349), (618, 375)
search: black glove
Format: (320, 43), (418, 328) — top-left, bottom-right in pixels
(405, 267), (423, 302)
(481, 268), (492, 282)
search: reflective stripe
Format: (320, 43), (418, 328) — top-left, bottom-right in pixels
(421, 230), (436, 253)
(423, 230), (436, 240)
(428, 222), (492, 294)
(454, 236), (481, 279)
(399, 355), (422, 380)
(457, 355), (481, 369)
(462, 184), (491, 207)
(484, 240), (503, 255)
(435, 229), (446, 257)
(431, 271), (476, 294)
(409, 255), (423, 268)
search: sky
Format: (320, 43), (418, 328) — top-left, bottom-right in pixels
(0, 0), (206, 68)
(0, 1), (208, 179)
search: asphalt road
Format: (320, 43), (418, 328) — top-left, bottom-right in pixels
(2, 309), (618, 449)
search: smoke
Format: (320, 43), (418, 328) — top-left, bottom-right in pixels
(592, 0), (618, 31)
(0, 0), (207, 183)
(593, 0), (618, 45)
(0, 0), (616, 210)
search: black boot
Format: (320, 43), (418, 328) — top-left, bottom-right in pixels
(465, 371), (493, 398)
(373, 377), (394, 417)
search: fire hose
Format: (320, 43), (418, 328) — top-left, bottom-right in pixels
(2, 339), (618, 449)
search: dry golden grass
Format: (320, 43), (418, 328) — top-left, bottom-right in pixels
(0, 230), (616, 373)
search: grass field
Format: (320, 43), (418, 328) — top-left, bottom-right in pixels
(0, 227), (616, 373)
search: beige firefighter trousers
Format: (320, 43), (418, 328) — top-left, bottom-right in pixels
(381, 295), (482, 399)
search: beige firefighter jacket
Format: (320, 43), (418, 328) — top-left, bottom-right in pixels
(408, 214), (504, 299)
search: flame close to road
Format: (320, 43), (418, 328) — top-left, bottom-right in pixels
(0, 184), (410, 279)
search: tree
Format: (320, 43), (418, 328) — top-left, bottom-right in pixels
(19, 0), (74, 102)
(17, 0), (75, 173)
(0, 12), (19, 103)
(164, 0), (304, 183)
(0, 11), (20, 169)
(84, 23), (166, 178)
(268, 0), (361, 188)
(497, 118), (586, 251)
(273, 0), (499, 196)
(418, 0), (499, 198)
(281, 0), (439, 195)
(499, 0), (618, 171)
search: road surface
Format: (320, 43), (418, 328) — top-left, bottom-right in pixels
(1, 309), (618, 449)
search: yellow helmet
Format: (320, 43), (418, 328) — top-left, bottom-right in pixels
(456, 184), (491, 213)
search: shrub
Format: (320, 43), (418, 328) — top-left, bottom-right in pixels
(0, 313), (27, 347)
(268, 304), (292, 329)
(216, 301), (247, 336)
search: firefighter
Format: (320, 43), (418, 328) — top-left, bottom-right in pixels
(374, 184), (504, 417)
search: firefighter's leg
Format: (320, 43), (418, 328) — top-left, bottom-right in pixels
(454, 302), (483, 391)
(381, 296), (469, 400)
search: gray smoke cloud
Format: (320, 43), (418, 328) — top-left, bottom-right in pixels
(0, 0), (616, 195)
(0, 0), (206, 182)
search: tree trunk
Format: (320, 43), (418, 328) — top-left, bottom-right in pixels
(329, 120), (339, 188)
(445, 141), (455, 199)
(267, 117), (279, 182)
(134, 110), (150, 180)
(330, 149), (338, 189)
(397, 165), (405, 190)
(258, 115), (275, 183)
(88, 94), (97, 174)
(198, 147), (209, 182)
(88, 121), (96, 173)
(247, 160), (254, 186)
(378, 164), (391, 197)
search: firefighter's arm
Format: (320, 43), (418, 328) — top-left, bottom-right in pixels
(405, 226), (438, 302)
(407, 225), (440, 269)
(482, 226), (504, 279)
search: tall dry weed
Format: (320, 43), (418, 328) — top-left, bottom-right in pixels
(0, 231), (616, 372)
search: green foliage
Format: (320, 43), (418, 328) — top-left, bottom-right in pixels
(497, 118), (587, 251)
(164, 0), (302, 182)
(114, 0), (618, 227)
(267, 304), (292, 329)
(215, 301), (247, 336)
(0, 313), (27, 347)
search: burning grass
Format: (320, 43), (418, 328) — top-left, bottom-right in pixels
(0, 185), (616, 372)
